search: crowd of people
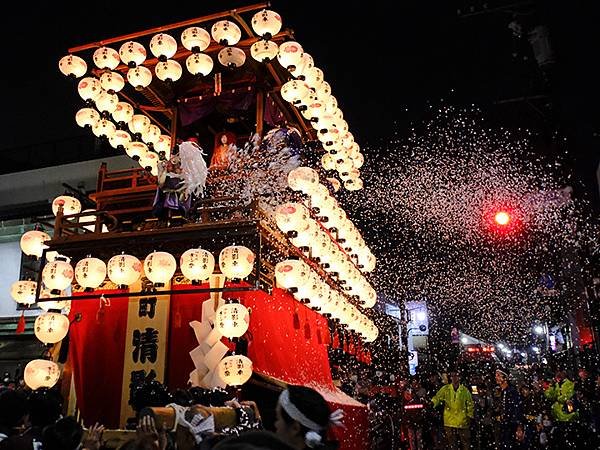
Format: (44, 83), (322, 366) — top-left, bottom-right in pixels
(353, 363), (600, 449)
(0, 383), (345, 450)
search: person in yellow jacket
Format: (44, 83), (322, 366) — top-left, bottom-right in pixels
(544, 369), (578, 422)
(431, 371), (474, 450)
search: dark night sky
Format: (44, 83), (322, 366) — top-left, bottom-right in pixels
(2, 1), (600, 207)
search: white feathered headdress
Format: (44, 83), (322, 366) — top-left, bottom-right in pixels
(178, 141), (208, 198)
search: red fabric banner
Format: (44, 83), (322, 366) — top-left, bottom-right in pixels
(68, 290), (129, 428)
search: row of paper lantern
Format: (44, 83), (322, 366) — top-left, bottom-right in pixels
(274, 202), (376, 305)
(286, 167), (375, 270)
(59, 10), (283, 82)
(275, 260), (378, 342)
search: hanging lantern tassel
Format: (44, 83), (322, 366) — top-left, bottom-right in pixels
(15, 310), (26, 334)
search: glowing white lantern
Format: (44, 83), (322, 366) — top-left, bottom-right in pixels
(94, 91), (119, 114)
(129, 114), (151, 136)
(211, 20), (241, 46)
(142, 124), (161, 145)
(35, 312), (69, 344)
(365, 323), (379, 343)
(351, 153), (364, 169)
(127, 66), (153, 89)
(75, 107), (100, 128)
(100, 71), (125, 93)
(125, 141), (148, 161)
(112, 102), (134, 124)
(42, 259), (74, 294)
(119, 41), (147, 67)
(345, 178), (363, 191)
(303, 66), (324, 91)
(20, 230), (50, 257)
(181, 27), (211, 52)
(180, 248), (215, 283)
(155, 60), (182, 82)
(109, 129), (132, 150)
(294, 52), (314, 79)
(277, 41), (303, 71)
(316, 81), (331, 99)
(59, 54), (87, 78)
(321, 152), (336, 171)
(107, 254), (142, 287)
(154, 135), (171, 159)
(139, 151), (159, 175)
(52, 195), (81, 216)
(75, 257), (107, 290)
(92, 46), (120, 70)
(24, 360), (61, 390)
(10, 280), (37, 305)
(251, 9), (282, 38)
(186, 53), (214, 76)
(287, 166), (319, 193)
(149, 33), (178, 60)
(218, 47), (246, 68)
(215, 303), (249, 338)
(362, 285), (377, 308)
(334, 157), (353, 174)
(280, 80), (310, 104)
(250, 40), (279, 63)
(92, 118), (117, 139)
(219, 246), (255, 280)
(38, 289), (70, 312)
(217, 355), (252, 386)
(274, 202), (309, 233)
(274, 259), (309, 290)
(341, 132), (354, 147)
(144, 251), (176, 286)
(77, 77), (101, 101)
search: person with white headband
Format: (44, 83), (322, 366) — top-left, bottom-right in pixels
(274, 385), (344, 450)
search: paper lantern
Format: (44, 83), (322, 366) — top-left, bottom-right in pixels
(150, 33), (178, 60)
(52, 195), (81, 216)
(24, 359), (61, 390)
(107, 254), (142, 287)
(58, 54), (87, 78)
(186, 53), (214, 76)
(20, 230), (50, 257)
(294, 52), (314, 79)
(364, 323), (379, 343)
(77, 77), (101, 101)
(127, 66), (153, 89)
(277, 41), (303, 71)
(42, 259), (74, 294)
(274, 259), (309, 290)
(144, 251), (176, 286)
(251, 9), (282, 38)
(351, 153), (364, 169)
(303, 66), (324, 91)
(119, 41), (147, 67)
(345, 178), (363, 191)
(211, 20), (241, 46)
(100, 71), (125, 93)
(215, 303), (249, 338)
(128, 114), (151, 136)
(92, 118), (117, 139)
(125, 141), (148, 161)
(180, 248), (215, 283)
(139, 150), (159, 175)
(38, 289), (70, 312)
(92, 46), (120, 70)
(218, 47), (246, 68)
(10, 280), (37, 305)
(154, 135), (171, 159)
(250, 40), (279, 63)
(280, 79), (310, 104)
(274, 202), (309, 233)
(181, 27), (211, 53)
(362, 285), (377, 308)
(75, 107), (100, 128)
(112, 102), (135, 124)
(94, 91), (119, 114)
(219, 246), (255, 280)
(155, 60), (182, 82)
(34, 312), (70, 344)
(75, 257), (107, 290)
(217, 355), (252, 386)
(142, 124), (161, 145)
(287, 166), (319, 193)
(109, 130), (132, 150)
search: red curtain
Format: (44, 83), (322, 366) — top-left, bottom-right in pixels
(68, 290), (129, 428)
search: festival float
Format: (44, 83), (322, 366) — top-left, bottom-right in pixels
(10, 3), (378, 448)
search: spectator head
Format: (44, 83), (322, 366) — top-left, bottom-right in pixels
(42, 416), (83, 450)
(449, 371), (461, 386)
(555, 369), (566, 382)
(27, 388), (63, 428)
(495, 369), (509, 385)
(275, 385), (338, 450)
(0, 389), (27, 431)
